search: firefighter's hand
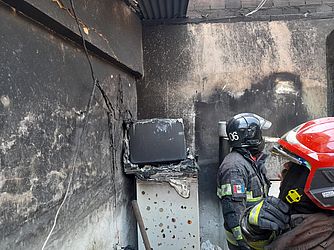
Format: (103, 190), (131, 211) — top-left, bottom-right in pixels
(248, 196), (289, 232)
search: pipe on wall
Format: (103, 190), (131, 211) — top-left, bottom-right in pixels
(218, 121), (230, 166)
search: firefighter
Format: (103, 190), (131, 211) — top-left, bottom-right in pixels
(240, 117), (334, 249)
(217, 113), (272, 249)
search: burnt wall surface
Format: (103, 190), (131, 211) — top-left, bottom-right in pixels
(139, 18), (334, 247)
(20, 0), (144, 75)
(327, 30), (334, 116)
(0, 1), (141, 249)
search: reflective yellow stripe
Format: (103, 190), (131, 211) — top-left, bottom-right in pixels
(246, 191), (263, 203)
(231, 226), (243, 240)
(248, 200), (264, 225)
(225, 230), (238, 246)
(225, 227), (243, 246)
(217, 184), (232, 199)
(247, 196), (263, 203)
(219, 186), (263, 202)
(247, 232), (276, 250)
(246, 191), (253, 200)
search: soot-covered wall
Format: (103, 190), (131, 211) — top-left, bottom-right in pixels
(0, 1), (141, 249)
(328, 30), (334, 116)
(139, 19), (334, 247)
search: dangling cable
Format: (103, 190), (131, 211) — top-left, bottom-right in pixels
(245, 0), (268, 17)
(41, 0), (130, 248)
(41, 1), (98, 249)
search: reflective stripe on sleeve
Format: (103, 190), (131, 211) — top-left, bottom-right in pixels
(231, 226), (243, 241)
(246, 191), (263, 203)
(225, 230), (238, 246)
(247, 232), (276, 250)
(217, 184), (232, 199)
(225, 227), (244, 246)
(248, 200), (264, 225)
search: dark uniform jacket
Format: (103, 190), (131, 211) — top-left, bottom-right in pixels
(266, 213), (334, 250)
(217, 148), (270, 249)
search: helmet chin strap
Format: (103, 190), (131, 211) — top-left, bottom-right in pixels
(248, 147), (261, 157)
(246, 140), (265, 157)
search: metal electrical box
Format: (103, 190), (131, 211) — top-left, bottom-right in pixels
(136, 179), (200, 250)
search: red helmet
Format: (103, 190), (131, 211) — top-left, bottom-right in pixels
(272, 117), (334, 211)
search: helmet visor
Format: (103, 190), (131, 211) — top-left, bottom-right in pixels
(253, 114), (272, 130)
(271, 145), (311, 169)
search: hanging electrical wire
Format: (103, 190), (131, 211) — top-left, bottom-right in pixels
(245, 0), (268, 17)
(41, 0), (135, 247)
(41, 1), (99, 249)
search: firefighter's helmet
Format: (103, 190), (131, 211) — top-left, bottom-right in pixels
(226, 113), (272, 148)
(272, 117), (334, 210)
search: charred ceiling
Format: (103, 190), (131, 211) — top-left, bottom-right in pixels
(125, 0), (189, 20)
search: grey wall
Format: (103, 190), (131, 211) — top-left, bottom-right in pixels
(188, 0), (334, 19)
(138, 18), (334, 247)
(0, 0), (142, 249)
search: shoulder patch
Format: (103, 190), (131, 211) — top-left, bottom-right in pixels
(233, 184), (245, 194)
(231, 179), (246, 200)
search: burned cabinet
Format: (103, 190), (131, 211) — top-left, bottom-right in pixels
(137, 179), (199, 250)
(123, 119), (200, 250)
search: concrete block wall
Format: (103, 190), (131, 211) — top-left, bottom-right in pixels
(188, 0), (334, 18)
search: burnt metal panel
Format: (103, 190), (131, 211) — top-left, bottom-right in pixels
(166, 0), (173, 18)
(138, 0), (149, 20)
(180, 0), (189, 17)
(173, 0), (180, 17)
(128, 119), (186, 164)
(136, 0), (189, 20)
(143, 0), (155, 19)
(158, 0), (167, 19)
(151, 0), (160, 19)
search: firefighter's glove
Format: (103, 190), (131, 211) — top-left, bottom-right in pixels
(248, 196), (289, 232)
